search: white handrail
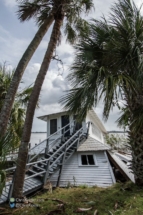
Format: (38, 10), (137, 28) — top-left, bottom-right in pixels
(5, 122), (90, 173)
(29, 120), (75, 151)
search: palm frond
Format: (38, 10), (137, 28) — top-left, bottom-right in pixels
(16, 0), (52, 25)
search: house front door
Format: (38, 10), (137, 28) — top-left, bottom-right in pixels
(61, 115), (70, 137)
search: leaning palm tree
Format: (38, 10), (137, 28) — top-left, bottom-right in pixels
(12, 0), (94, 197)
(0, 0), (55, 136)
(61, 0), (143, 185)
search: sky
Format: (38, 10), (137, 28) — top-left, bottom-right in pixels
(0, 0), (143, 132)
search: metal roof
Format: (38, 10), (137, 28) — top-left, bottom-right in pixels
(107, 151), (135, 183)
(77, 136), (110, 152)
(38, 110), (68, 121)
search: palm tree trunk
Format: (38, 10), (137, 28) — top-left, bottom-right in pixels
(12, 16), (64, 198)
(130, 128), (143, 185)
(127, 95), (143, 185)
(0, 14), (54, 136)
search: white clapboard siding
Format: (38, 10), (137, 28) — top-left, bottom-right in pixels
(50, 151), (114, 187)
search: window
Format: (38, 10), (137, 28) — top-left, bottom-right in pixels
(50, 119), (57, 134)
(81, 155), (95, 165)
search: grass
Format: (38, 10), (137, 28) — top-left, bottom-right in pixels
(3, 182), (143, 215)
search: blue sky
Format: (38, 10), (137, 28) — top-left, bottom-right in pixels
(0, 0), (142, 132)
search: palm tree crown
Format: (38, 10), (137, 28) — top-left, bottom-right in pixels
(17, 0), (94, 43)
(61, 0), (143, 122)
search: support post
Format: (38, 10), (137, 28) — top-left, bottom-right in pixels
(45, 139), (49, 158)
(73, 121), (76, 134)
(86, 122), (90, 138)
(8, 183), (14, 200)
(8, 170), (16, 199)
(76, 133), (82, 149)
(56, 144), (67, 187)
(26, 148), (31, 169)
(43, 160), (50, 185)
(61, 127), (65, 143)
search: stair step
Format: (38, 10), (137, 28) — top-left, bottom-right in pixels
(41, 157), (48, 161)
(50, 165), (58, 171)
(66, 151), (74, 156)
(33, 165), (45, 171)
(66, 148), (74, 153)
(49, 171), (54, 175)
(28, 169), (45, 178)
(39, 162), (47, 167)
(28, 169), (38, 175)
(47, 152), (61, 158)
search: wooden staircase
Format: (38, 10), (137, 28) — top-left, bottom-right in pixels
(0, 121), (90, 204)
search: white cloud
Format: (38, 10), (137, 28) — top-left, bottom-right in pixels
(3, 0), (16, 8)
(0, 25), (31, 66)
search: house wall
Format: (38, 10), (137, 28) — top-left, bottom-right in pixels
(86, 113), (104, 143)
(46, 114), (87, 143)
(45, 112), (105, 150)
(46, 114), (74, 148)
(49, 151), (115, 187)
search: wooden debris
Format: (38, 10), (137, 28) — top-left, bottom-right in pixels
(57, 204), (64, 207)
(74, 207), (92, 213)
(94, 209), (98, 215)
(114, 202), (118, 210)
(108, 211), (114, 215)
(86, 201), (95, 205)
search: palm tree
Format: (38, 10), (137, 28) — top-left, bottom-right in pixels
(0, 64), (33, 194)
(0, 131), (18, 195)
(12, 0), (94, 197)
(61, 0), (143, 185)
(0, 0), (55, 136)
(0, 64), (33, 143)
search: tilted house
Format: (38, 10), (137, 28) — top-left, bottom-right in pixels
(38, 109), (116, 187)
(0, 109), (116, 205)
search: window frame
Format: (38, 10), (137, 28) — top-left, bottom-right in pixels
(78, 153), (98, 167)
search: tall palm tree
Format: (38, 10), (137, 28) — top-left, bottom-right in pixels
(61, 0), (143, 185)
(0, 0), (55, 136)
(12, 0), (94, 197)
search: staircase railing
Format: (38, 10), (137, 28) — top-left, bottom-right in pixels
(25, 122), (90, 182)
(28, 120), (76, 162)
(4, 121), (90, 200)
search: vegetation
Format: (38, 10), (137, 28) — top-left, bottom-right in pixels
(12, 0), (94, 198)
(61, 0), (143, 185)
(0, 64), (32, 194)
(105, 134), (127, 150)
(3, 182), (143, 215)
(0, 64), (32, 144)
